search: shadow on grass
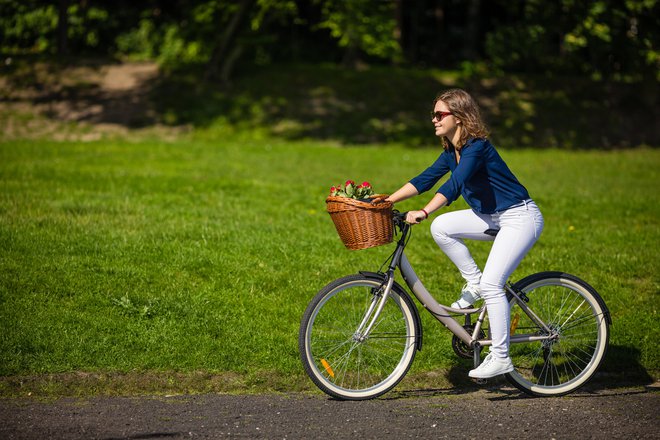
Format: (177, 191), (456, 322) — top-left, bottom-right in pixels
(150, 63), (660, 148)
(595, 344), (657, 387)
(3, 57), (659, 147)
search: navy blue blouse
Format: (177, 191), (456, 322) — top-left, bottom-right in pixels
(409, 138), (530, 214)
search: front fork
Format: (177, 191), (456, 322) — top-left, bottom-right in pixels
(353, 271), (395, 342)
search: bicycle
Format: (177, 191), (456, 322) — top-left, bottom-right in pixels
(299, 210), (611, 400)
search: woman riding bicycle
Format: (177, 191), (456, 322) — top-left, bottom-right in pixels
(380, 88), (544, 379)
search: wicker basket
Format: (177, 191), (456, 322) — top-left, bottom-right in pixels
(326, 195), (394, 250)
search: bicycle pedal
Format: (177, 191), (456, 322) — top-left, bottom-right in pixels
(474, 378), (488, 385)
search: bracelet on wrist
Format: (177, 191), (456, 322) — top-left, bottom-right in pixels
(421, 209), (429, 219)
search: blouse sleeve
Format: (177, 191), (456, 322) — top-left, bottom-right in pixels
(408, 153), (451, 194)
(437, 141), (484, 204)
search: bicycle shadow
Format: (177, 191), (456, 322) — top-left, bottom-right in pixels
(386, 345), (656, 401)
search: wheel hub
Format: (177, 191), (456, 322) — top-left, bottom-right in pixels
(542, 324), (561, 349)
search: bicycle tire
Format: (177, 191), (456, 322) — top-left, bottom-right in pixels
(299, 274), (419, 400)
(505, 272), (610, 396)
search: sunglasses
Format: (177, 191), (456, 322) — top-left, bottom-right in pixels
(431, 111), (453, 121)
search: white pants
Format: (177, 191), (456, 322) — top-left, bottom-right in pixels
(430, 201), (544, 358)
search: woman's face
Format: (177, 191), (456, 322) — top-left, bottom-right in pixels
(432, 100), (460, 138)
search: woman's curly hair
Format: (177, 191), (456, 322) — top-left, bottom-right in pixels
(435, 89), (489, 150)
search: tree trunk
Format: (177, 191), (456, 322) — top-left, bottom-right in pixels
(57, 0), (69, 55)
(464, 0), (480, 60)
(394, 0), (404, 64)
(205, 0), (256, 83)
(432, 0), (446, 65)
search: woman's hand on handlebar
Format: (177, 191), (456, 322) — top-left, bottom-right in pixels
(406, 210), (427, 224)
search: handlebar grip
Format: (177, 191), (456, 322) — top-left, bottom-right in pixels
(392, 210), (408, 224)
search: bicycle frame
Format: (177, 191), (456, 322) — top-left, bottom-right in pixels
(368, 214), (556, 361)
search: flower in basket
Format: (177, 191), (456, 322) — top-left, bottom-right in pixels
(329, 184), (345, 197)
(329, 180), (375, 200)
(355, 181), (373, 199)
(344, 180), (355, 197)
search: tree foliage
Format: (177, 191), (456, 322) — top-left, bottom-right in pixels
(485, 0), (660, 81)
(0, 0), (657, 81)
(315, 0), (401, 66)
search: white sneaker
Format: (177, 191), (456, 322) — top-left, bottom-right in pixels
(469, 353), (514, 379)
(451, 283), (481, 309)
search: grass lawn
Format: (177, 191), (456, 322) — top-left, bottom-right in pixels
(0, 136), (658, 396)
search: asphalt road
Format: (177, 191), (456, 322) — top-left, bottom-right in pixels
(1, 384), (658, 439)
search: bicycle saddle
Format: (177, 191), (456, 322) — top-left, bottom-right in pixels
(484, 228), (500, 237)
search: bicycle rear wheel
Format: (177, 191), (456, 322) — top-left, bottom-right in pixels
(299, 274), (419, 400)
(506, 272), (610, 396)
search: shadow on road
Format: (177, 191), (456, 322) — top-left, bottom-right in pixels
(385, 344), (656, 401)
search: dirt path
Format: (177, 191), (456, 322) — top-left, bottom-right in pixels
(1, 384), (658, 439)
(1, 61), (185, 141)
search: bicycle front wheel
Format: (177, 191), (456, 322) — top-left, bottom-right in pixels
(299, 274), (419, 400)
(506, 272), (610, 396)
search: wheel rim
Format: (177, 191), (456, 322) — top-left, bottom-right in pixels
(507, 278), (607, 394)
(304, 280), (416, 398)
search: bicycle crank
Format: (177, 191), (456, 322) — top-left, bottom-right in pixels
(451, 325), (486, 359)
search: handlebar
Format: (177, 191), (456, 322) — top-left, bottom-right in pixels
(392, 210), (409, 230)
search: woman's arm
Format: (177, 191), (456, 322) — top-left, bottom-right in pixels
(406, 192), (448, 224)
(385, 182), (419, 203)
(381, 182), (447, 224)
(436, 142), (483, 204)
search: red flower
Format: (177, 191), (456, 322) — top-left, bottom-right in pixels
(329, 179), (375, 199)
